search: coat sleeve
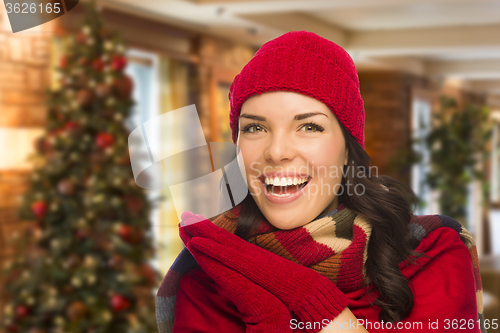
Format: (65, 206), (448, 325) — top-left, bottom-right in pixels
(172, 267), (246, 333)
(399, 227), (480, 331)
(350, 227), (481, 332)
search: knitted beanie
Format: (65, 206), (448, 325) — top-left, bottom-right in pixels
(229, 30), (365, 149)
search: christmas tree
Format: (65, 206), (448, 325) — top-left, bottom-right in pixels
(1, 1), (160, 332)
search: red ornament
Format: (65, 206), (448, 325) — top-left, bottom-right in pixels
(79, 57), (89, 66)
(6, 324), (18, 333)
(110, 294), (130, 312)
(59, 56), (67, 69)
(76, 32), (86, 44)
(124, 195), (143, 216)
(111, 55), (127, 71)
(95, 133), (114, 150)
(31, 201), (47, 220)
(113, 75), (134, 98)
(92, 58), (105, 72)
(75, 229), (90, 239)
(16, 305), (30, 319)
(49, 128), (63, 138)
(118, 225), (133, 242)
(28, 328), (45, 333)
(139, 264), (156, 286)
(107, 254), (124, 270)
(64, 121), (80, 130)
(76, 89), (94, 108)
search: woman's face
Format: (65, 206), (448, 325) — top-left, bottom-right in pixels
(237, 91), (348, 230)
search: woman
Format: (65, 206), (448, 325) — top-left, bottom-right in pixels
(156, 31), (485, 333)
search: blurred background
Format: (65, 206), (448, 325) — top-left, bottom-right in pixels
(2, 0), (500, 331)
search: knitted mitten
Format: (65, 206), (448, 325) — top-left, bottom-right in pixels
(180, 214), (348, 333)
(180, 212), (292, 333)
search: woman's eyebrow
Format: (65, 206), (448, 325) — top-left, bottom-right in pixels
(240, 112), (328, 121)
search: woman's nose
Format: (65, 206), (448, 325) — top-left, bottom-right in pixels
(263, 133), (296, 163)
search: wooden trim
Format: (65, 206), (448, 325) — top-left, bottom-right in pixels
(209, 67), (239, 142)
(56, 4), (199, 61)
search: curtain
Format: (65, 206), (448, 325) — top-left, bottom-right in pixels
(157, 56), (190, 272)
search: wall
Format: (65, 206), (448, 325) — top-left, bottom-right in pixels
(0, 5), (54, 323)
(359, 70), (431, 185)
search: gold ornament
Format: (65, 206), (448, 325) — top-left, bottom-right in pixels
(85, 274), (96, 285)
(66, 300), (87, 321)
(101, 310), (112, 322)
(71, 276), (82, 288)
(48, 286), (57, 297)
(70, 152), (79, 161)
(104, 41), (114, 51)
(47, 297), (57, 309)
(111, 196), (121, 206)
(82, 26), (91, 36)
(83, 255), (97, 268)
(71, 100), (79, 110)
(4, 304), (13, 316)
(50, 239), (60, 249)
(50, 202), (59, 211)
(54, 315), (65, 326)
(105, 97), (115, 106)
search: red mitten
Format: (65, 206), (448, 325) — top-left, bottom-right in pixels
(179, 211), (293, 333)
(188, 243), (293, 333)
(183, 218), (349, 333)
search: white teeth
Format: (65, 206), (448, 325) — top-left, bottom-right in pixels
(264, 177), (309, 186)
(270, 192), (290, 197)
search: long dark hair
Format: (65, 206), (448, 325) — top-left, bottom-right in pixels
(226, 120), (428, 323)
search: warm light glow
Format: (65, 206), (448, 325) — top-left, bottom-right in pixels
(0, 128), (44, 170)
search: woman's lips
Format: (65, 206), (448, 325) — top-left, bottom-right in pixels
(259, 177), (311, 204)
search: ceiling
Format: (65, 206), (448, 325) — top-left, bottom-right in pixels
(98, 0), (500, 97)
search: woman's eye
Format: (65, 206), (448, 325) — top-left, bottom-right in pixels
(241, 122), (324, 133)
(300, 122), (324, 132)
(241, 124), (265, 133)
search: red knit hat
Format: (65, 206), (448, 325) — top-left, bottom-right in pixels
(229, 30), (365, 149)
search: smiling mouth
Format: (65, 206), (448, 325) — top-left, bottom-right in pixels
(262, 177), (311, 196)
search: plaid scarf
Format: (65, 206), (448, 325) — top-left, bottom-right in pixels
(155, 204), (485, 333)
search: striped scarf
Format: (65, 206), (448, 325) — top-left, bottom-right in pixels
(155, 204), (485, 333)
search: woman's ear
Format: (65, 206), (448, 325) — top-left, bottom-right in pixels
(344, 149), (349, 166)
